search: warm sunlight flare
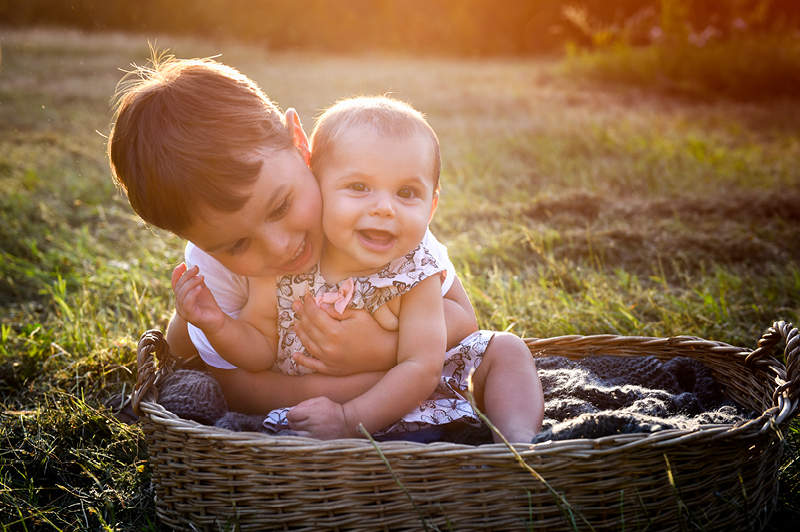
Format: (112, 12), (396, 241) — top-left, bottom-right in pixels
(2, 1), (799, 56)
(1, 2), (799, 527)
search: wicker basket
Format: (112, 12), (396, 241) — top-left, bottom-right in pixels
(132, 321), (799, 532)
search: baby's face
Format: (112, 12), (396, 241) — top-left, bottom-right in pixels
(181, 147), (324, 278)
(315, 128), (438, 275)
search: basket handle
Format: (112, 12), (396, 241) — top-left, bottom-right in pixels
(745, 320), (799, 423)
(131, 329), (178, 416)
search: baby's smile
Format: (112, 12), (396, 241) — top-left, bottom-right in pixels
(356, 229), (397, 252)
(358, 229), (395, 243)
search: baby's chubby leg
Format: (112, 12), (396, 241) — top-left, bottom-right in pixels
(469, 332), (544, 444)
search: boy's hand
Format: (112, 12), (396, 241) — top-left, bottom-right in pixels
(171, 263), (226, 334)
(291, 294), (397, 375)
(286, 396), (352, 439)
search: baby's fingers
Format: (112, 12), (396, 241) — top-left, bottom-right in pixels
(173, 275), (206, 314)
(180, 277), (205, 306)
(177, 272), (204, 295)
(172, 264), (201, 293)
(287, 407), (317, 436)
(286, 402), (310, 424)
(171, 263), (188, 290)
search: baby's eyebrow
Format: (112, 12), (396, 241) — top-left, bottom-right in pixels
(398, 174), (432, 188)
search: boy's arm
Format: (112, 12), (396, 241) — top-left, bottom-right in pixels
(207, 365), (385, 414)
(291, 273), (476, 374)
(288, 275), (446, 439)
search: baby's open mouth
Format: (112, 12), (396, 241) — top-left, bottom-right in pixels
(356, 229), (398, 253)
(358, 229), (395, 244)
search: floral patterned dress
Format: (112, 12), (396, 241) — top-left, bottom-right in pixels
(263, 243), (493, 439)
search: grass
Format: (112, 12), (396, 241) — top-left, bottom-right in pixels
(1, 26), (799, 530)
(563, 34), (800, 102)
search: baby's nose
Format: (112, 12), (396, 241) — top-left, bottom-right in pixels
(369, 194), (395, 217)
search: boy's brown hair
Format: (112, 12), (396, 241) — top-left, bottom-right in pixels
(108, 54), (293, 235)
(309, 96), (441, 193)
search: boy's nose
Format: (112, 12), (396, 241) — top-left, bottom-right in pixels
(259, 228), (291, 257)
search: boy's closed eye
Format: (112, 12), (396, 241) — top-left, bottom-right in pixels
(225, 197), (291, 256)
(269, 198), (291, 220)
(228, 238), (249, 256)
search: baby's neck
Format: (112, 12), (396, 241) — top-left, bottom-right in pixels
(319, 246), (386, 284)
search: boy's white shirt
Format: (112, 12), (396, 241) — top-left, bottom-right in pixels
(186, 229), (456, 370)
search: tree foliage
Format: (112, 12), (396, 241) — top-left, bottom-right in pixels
(2, 0), (797, 56)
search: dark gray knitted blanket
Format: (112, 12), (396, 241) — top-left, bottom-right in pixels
(155, 355), (752, 445)
(531, 355), (751, 443)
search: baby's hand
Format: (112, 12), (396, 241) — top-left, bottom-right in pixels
(171, 263), (225, 334)
(286, 396), (352, 440)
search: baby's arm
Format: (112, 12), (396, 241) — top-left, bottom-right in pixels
(441, 275), (479, 348)
(165, 312), (199, 360)
(172, 263), (277, 371)
(288, 275), (446, 439)
(292, 273), (475, 374)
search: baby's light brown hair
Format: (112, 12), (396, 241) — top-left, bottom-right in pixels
(309, 96), (441, 193)
(108, 53), (293, 235)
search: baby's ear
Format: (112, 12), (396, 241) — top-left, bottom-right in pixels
(428, 191), (439, 224)
(285, 108), (311, 166)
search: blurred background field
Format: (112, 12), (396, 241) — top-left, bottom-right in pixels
(1, 0), (800, 529)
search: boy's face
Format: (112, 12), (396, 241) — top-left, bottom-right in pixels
(316, 128), (438, 275)
(181, 147), (324, 278)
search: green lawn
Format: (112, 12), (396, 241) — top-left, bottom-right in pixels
(1, 27), (798, 530)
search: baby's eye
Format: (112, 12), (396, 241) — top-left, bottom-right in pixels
(348, 183), (368, 192)
(397, 187), (417, 199)
(228, 239), (249, 256)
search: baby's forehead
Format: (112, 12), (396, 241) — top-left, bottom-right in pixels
(335, 126), (435, 156)
(337, 127), (435, 167)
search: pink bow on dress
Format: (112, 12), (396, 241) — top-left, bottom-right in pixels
(313, 277), (355, 315)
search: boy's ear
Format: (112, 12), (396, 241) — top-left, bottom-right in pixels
(285, 108), (311, 166)
(428, 191), (439, 224)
